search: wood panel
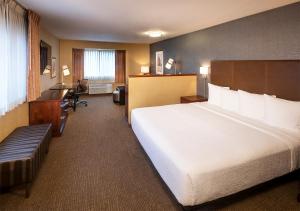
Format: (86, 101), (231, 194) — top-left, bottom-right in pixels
(115, 50), (126, 83)
(29, 89), (69, 136)
(210, 61), (234, 87)
(211, 60), (300, 101)
(265, 61), (300, 100)
(127, 75), (197, 123)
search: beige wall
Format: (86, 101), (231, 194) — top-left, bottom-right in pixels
(40, 27), (60, 92)
(59, 40), (150, 84)
(0, 103), (29, 142)
(128, 75), (197, 123)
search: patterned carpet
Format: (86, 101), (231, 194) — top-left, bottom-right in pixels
(0, 95), (299, 211)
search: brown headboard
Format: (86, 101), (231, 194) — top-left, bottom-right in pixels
(211, 60), (300, 101)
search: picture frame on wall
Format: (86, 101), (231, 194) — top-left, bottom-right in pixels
(40, 40), (52, 75)
(155, 51), (163, 75)
(51, 57), (56, 78)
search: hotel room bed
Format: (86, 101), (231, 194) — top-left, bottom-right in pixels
(131, 102), (300, 206)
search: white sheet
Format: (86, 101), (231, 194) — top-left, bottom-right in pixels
(131, 102), (300, 206)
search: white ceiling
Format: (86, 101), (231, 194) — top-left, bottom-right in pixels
(19, 0), (299, 44)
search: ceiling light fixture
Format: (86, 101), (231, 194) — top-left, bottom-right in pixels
(145, 31), (165, 38)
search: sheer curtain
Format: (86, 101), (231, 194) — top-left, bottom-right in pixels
(84, 49), (115, 81)
(0, 0), (27, 116)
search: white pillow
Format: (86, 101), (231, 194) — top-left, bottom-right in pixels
(208, 83), (229, 106)
(264, 94), (300, 134)
(238, 90), (265, 120)
(220, 89), (239, 113)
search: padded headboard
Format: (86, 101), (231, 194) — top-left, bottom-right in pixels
(211, 60), (300, 101)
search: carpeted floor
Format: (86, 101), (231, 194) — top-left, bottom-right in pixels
(0, 95), (299, 211)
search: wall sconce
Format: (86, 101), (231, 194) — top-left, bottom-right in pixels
(200, 66), (209, 98)
(165, 58), (177, 74)
(62, 65), (71, 85)
(43, 65), (51, 75)
(141, 66), (150, 75)
(200, 66), (209, 76)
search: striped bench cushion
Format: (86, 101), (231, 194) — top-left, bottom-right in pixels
(0, 124), (52, 191)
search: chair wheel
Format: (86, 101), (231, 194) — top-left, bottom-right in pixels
(85, 104), (87, 107)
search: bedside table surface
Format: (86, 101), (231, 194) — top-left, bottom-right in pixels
(180, 95), (208, 103)
(182, 95), (206, 101)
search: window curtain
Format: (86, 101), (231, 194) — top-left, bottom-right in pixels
(27, 10), (40, 101)
(0, 0), (27, 116)
(115, 50), (126, 83)
(72, 49), (84, 83)
(84, 49), (115, 81)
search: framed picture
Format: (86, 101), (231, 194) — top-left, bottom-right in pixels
(155, 51), (163, 75)
(40, 40), (52, 75)
(51, 57), (56, 78)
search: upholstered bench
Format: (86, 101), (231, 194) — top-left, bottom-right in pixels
(0, 124), (52, 197)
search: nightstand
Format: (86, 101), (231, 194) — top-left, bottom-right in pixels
(180, 95), (208, 103)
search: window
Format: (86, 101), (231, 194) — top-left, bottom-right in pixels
(84, 49), (115, 81)
(0, 1), (27, 116)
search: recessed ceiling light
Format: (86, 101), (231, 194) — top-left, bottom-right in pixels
(145, 31), (165, 38)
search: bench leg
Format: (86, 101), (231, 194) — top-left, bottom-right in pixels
(25, 183), (31, 198)
(298, 171), (300, 202)
(46, 145), (49, 154)
(298, 179), (300, 202)
(181, 205), (196, 211)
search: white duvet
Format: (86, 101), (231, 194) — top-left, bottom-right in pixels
(131, 102), (300, 206)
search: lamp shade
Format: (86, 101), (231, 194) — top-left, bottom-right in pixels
(141, 66), (149, 74)
(200, 66), (209, 75)
(43, 65), (51, 74)
(62, 65), (70, 76)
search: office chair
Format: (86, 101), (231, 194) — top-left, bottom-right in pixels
(65, 89), (76, 111)
(74, 79), (88, 109)
(65, 80), (88, 111)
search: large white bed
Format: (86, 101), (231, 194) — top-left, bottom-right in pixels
(131, 102), (300, 206)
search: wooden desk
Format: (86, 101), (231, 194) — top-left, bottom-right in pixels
(50, 83), (75, 90)
(29, 89), (69, 137)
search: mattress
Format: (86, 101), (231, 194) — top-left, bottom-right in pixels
(131, 102), (300, 206)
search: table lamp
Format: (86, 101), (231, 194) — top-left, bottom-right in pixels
(141, 66), (149, 75)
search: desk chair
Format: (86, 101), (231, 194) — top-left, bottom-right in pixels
(65, 80), (88, 111)
(74, 79), (88, 109)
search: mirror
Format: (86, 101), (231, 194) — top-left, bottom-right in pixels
(40, 40), (52, 75)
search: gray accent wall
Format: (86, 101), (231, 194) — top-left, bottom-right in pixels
(150, 2), (300, 96)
